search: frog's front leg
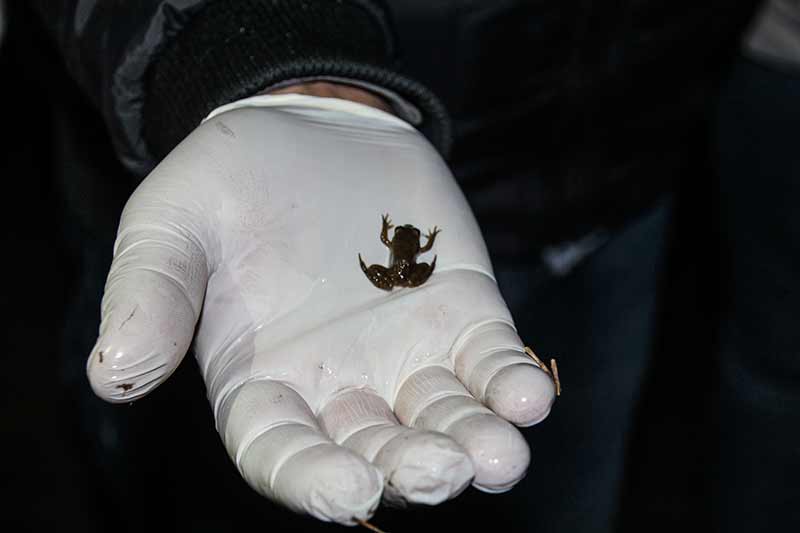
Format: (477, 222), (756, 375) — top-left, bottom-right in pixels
(419, 226), (441, 253)
(405, 256), (437, 287)
(359, 254), (398, 290)
(380, 214), (394, 248)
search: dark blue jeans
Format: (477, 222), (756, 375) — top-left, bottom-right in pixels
(715, 56), (800, 531)
(498, 202), (671, 532)
(381, 200), (672, 532)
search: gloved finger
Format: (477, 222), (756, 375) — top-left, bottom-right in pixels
(219, 380), (383, 524)
(454, 322), (556, 426)
(318, 388), (474, 507)
(87, 222), (209, 402)
(394, 366), (530, 493)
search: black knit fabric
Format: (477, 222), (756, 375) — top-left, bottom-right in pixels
(144, 0), (451, 159)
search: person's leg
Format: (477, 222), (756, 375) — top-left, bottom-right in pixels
(714, 56), (800, 531)
(379, 199), (671, 532)
(498, 200), (672, 533)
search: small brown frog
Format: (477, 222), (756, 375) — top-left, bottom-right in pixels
(359, 214), (441, 290)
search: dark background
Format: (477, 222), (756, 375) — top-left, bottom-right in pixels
(1, 2), (797, 531)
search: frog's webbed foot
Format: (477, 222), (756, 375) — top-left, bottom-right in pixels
(419, 226), (441, 253)
(381, 213), (394, 247)
(405, 255), (437, 287)
(359, 254), (397, 291)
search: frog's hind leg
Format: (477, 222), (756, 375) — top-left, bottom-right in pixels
(405, 255), (437, 287)
(359, 254), (397, 291)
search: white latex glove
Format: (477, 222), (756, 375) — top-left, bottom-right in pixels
(87, 94), (556, 524)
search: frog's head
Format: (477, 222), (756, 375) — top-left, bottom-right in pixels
(396, 225), (421, 239)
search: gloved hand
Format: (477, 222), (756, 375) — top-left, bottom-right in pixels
(87, 93), (556, 524)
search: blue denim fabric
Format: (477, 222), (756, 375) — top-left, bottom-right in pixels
(715, 56), (800, 531)
(495, 200), (671, 532)
(380, 199), (672, 532)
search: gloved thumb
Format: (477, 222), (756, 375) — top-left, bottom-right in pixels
(86, 182), (210, 403)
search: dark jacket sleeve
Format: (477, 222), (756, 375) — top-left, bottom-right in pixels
(30, 0), (450, 176)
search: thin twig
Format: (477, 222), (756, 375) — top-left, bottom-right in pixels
(524, 346), (549, 375)
(550, 358), (561, 397)
(357, 519), (389, 533)
(524, 346), (561, 396)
